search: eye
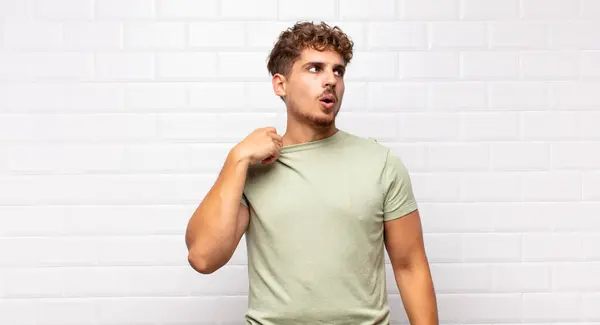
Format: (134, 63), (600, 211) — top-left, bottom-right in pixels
(308, 66), (320, 73)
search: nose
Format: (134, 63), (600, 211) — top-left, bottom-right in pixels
(323, 68), (337, 89)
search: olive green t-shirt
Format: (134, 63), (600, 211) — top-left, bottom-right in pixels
(240, 129), (418, 325)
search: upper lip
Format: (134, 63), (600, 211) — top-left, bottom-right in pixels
(319, 94), (336, 103)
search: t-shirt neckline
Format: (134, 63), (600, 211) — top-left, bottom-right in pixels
(280, 129), (347, 153)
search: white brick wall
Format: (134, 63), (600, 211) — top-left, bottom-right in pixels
(0, 0), (598, 324)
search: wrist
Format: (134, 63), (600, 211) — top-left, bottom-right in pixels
(229, 146), (251, 167)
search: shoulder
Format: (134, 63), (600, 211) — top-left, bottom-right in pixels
(343, 131), (403, 165)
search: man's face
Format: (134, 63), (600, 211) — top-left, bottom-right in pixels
(276, 47), (346, 128)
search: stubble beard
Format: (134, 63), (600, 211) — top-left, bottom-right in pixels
(288, 99), (338, 128)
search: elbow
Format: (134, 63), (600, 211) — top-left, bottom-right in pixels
(188, 253), (215, 274)
(187, 248), (222, 275)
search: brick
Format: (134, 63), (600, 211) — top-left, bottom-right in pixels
(94, 0), (154, 19)
(0, 53), (29, 82)
(430, 263), (491, 293)
(460, 112), (519, 140)
(123, 22), (186, 50)
(584, 172), (600, 200)
(460, 172), (521, 201)
(367, 82), (427, 111)
(124, 83), (186, 111)
(585, 234), (600, 260)
(423, 234), (462, 262)
(5, 143), (125, 174)
(156, 0), (218, 18)
(339, 0), (396, 19)
(519, 51), (579, 79)
(2, 21), (61, 50)
(189, 22), (246, 49)
(551, 82), (600, 110)
(0, 114), (157, 142)
(401, 0), (459, 20)
(492, 263), (551, 292)
(335, 113), (398, 140)
(278, 0), (336, 20)
(491, 143), (550, 171)
(460, 51), (518, 80)
(490, 22), (549, 49)
(399, 113), (459, 141)
(188, 265), (248, 295)
(583, 294), (600, 319)
(430, 22), (487, 49)
(462, 234), (521, 262)
(155, 53), (218, 80)
(523, 233), (585, 261)
(460, 294), (522, 322)
(553, 263), (600, 291)
(95, 53), (154, 81)
(491, 202), (556, 232)
(553, 202), (600, 232)
(400, 51), (459, 80)
(245, 21), (294, 50)
(244, 81), (284, 111)
(33, 0), (93, 20)
(460, 0), (519, 19)
(346, 52), (398, 81)
(521, 171), (582, 201)
(410, 173), (462, 202)
(0, 0), (30, 19)
(339, 82), (368, 111)
(521, 0), (580, 19)
(582, 0), (600, 18)
(189, 82), (245, 110)
(28, 52), (93, 81)
(218, 53), (269, 79)
(552, 142), (600, 170)
(490, 82), (550, 110)
(0, 300), (37, 324)
(582, 51), (600, 78)
(367, 22), (427, 50)
(95, 297), (247, 323)
(521, 111), (580, 140)
(220, 0), (277, 19)
(419, 203), (495, 233)
(62, 22), (121, 50)
(522, 293), (582, 321)
(0, 83), (123, 113)
(551, 22), (600, 49)
(428, 82), (487, 110)
(0, 175), (208, 206)
(427, 143), (489, 171)
(582, 111), (600, 139)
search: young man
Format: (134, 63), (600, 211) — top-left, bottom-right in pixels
(185, 21), (439, 325)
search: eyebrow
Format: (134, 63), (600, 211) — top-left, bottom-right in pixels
(302, 61), (346, 71)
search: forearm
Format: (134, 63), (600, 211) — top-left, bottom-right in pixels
(394, 261), (439, 325)
(185, 148), (249, 270)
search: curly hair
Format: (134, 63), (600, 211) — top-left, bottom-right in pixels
(267, 21), (354, 78)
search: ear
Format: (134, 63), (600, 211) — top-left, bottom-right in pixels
(272, 73), (287, 98)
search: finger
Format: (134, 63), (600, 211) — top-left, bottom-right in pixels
(261, 156), (275, 165)
(269, 133), (284, 144)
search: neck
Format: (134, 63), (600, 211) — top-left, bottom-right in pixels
(282, 120), (338, 147)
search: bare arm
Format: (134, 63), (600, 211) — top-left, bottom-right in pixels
(384, 209), (439, 325)
(185, 149), (250, 274)
(185, 127), (283, 274)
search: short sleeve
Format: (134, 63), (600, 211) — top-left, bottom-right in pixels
(381, 150), (418, 221)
